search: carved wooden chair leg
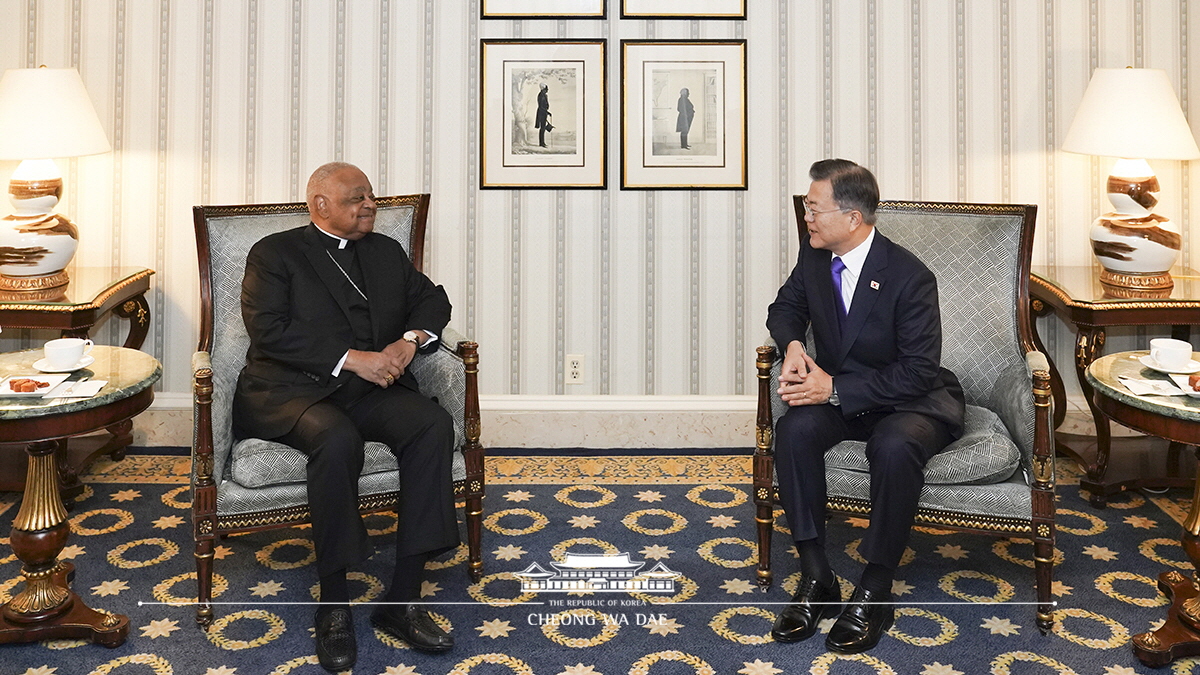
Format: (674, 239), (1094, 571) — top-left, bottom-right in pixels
(195, 540), (215, 629)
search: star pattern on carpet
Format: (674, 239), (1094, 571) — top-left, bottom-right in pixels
(644, 616), (683, 636)
(980, 616), (1020, 636)
(847, 517), (869, 528)
(935, 544), (968, 560)
(739, 661), (782, 675)
(2, 458), (1189, 674)
(1083, 544), (1119, 561)
(720, 578), (757, 595)
(569, 515), (599, 529)
(493, 544), (526, 561)
(58, 544), (85, 560)
(152, 515), (186, 529)
(707, 515), (738, 529)
(139, 617), (181, 638)
(249, 580), (285, 597)
(557, 665), (601, 675)
(476, 618), (515, 638)
(1125, 515), (1156, 529)
(640, 544), (673, 560)
(91, 579), (129, 596)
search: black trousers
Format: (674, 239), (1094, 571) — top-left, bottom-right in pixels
(774, 404), (953, 568)
(276, 381), (459, 577)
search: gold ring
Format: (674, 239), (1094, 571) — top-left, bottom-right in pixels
(385, 375), (394, 383)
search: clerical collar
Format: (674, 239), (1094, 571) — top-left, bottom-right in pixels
(314, 223), (350, 249)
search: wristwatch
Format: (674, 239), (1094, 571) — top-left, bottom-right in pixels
(402, 330), (421, 346)
(828, 379), (840, 407)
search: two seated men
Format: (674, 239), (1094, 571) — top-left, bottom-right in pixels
(234, 159), (962, 671)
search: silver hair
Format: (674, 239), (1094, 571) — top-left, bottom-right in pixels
(306, 162), (360, 211)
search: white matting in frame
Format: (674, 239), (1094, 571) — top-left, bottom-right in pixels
(621, 40), (746, 190)
(483, 0), (606, 18)
(481, 39), (607, 189)
(622, 0), (745, 19)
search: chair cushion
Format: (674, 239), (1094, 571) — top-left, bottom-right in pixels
(824, 405), (1020, 485)
(229, 438), (399, 489)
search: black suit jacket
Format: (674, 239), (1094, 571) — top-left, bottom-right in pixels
(234, 223), (451, 440)
(767, 230), (965, 437)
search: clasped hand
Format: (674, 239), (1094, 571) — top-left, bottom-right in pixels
(778, 341), (833, 406)
(344, 338), (417, 388)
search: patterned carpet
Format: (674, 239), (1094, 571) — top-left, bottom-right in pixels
(0, 453), (1193, 675)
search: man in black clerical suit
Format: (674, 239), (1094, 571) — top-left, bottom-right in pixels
(766, 159), (965, 654)
(235, 162), (457, 672)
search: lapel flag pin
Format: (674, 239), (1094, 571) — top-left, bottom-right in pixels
(870, 280), (880, 290)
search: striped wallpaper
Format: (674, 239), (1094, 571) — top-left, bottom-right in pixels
(0, 0), (1196, 419)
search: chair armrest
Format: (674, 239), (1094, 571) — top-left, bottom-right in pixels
(409, 332), (481, 457)
(1027, 350), (1055, 490)
(191, 351), (217, 530)
(441, 326), (468, 349)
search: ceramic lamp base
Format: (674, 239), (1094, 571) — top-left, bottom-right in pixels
(1099, 268), (1174, 293)
(0, 269), (69, 291)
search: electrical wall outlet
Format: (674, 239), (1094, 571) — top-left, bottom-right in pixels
(566, 354), (585, 384)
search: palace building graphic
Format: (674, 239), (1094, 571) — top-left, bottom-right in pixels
(514, 552), (680, 593)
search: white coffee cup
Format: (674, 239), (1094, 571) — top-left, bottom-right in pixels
(1150, 338), (1193, 370)
(44, 337), (93, 370)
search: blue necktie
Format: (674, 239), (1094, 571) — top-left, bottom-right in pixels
(831, 257), (848, 326)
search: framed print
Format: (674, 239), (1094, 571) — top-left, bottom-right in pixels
(483, 0), (606, 19)
(621, 0), (746, 19)
(620, 40), (746, 190)
(481, 39), (607, 189)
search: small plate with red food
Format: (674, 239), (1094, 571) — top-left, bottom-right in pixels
(0, 373), (70, 397)
(1168, 373), (1200, 398)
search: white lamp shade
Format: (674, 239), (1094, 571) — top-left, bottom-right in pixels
(0, 67), (110, 160)
(1063, 68), (1200, 160)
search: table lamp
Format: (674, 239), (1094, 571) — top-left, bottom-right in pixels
(1062, 67), (1200, 292)
(0, 66), (110, 292)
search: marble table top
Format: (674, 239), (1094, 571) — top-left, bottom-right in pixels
(0, 346), (161, 421)
(1086, 350), (1200, 423)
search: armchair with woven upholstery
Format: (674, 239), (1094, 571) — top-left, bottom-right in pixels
(190, 194), (484, 628)
(752, 198), (1056, 631)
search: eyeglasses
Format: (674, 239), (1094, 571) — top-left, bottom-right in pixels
(803, 199), (849, 217)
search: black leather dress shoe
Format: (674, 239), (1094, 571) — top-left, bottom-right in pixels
(314, 607), (356, 673)
(771, 577), (842, 643)
(825, 586), (894, 654)
(371, 603), (454, 653)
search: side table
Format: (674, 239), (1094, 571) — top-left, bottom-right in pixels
(1087, 351), (1200, 667)
(0, 346), (160, 646)
(0, 266), (154, 499)
(0, 266), (153, 349)
(1031, 264), (1200, 505)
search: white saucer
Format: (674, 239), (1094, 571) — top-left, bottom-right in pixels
(1140, 354), (1200, 374)
(33, 355), (95, 373)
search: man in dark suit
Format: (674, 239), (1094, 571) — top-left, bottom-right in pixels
(235, 162), (458, 672)
(766, 159), (965, 654)
(536, 83), (551, 148)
